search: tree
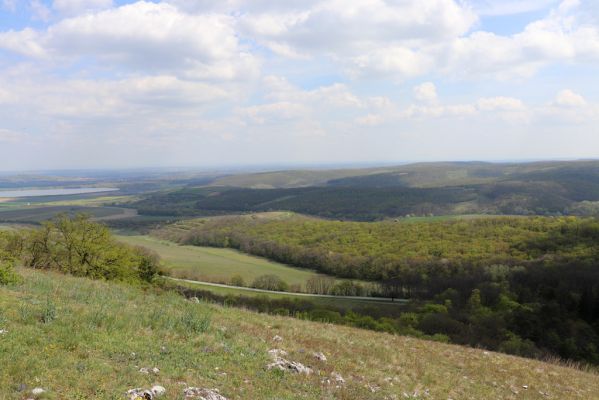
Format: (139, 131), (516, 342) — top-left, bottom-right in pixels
(305, 276), (335, 294)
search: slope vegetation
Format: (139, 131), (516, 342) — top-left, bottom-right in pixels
(1, 268), (597, 399)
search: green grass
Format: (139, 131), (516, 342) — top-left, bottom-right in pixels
(116, 234), (330, 286)
(0, 206), (134, 223)
(1, 268), (598, 399)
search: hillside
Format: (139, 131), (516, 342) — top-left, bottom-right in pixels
(1, 268), (598, 399)
(211, 160), (599, 189)
(154, 213), (599, 364)
(131, 160), (599, 221)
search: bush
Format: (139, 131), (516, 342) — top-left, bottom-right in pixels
(230, 274), (245, 287)
(418, 313), (464, 336)
(498, 335), (540, 358)
(252, 274), (289, 292)
(330, 280), (365, 296)
(0, 259), (21, 286)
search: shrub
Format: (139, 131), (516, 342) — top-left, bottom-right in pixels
(230, 275), (245, 287)
(330, 280), (365, 296)
(252, 274), (289, 292)
(0, 258), (21, 286)
(418, 313), (464, 336)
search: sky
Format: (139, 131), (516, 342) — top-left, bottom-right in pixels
(0, 0), (598, 170)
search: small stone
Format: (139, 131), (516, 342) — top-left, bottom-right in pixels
(268, 349), (288, 358)
(272, 335), (283, 342)
(151, 385), (166, 397)
(367, 384), (380, 393)
(126, 388), (155, 400)
(183, 387), (228, 400)
(190, 297), (200, 303)
(523, 385), (529, 389)
(266, 357), (312, 375)
(0, 329), (7, 335)
(152, 367), (160, 374)
(31, 388), (45, 396)
(313, 352), (327, 362)
(331, 372), (345, 384)
(139, 368), (150, 374)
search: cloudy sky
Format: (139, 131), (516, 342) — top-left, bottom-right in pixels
(0, 0), (598, 170)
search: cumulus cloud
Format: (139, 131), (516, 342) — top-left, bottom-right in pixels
(0, 2), (260, 81)
(413, 82), (438, 103)
(1, 0), (599, 169)
(554, 89), (587, 107)
(29, 0), (51, 21)
(53, 0), (113, 16)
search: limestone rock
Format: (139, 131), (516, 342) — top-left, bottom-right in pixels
(183, 387), (228, 400)
(267, 357), (313, 375)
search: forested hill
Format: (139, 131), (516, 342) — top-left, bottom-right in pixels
(154, 213), (599, 364)
(128, 160), (599, 221)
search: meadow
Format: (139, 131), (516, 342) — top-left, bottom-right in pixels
(116, 234), (330, 287)
(0, 205), (135, 223)
(1, 268), (598, 399)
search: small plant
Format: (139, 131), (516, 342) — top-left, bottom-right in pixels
(41, 297), (57, 324)
(178, 307), (211, 334)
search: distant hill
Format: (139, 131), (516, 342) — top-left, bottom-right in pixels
(128, 160), (599, 221)
(213, 160), (599, 189)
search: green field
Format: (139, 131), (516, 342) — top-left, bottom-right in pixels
(0, 205), (135, 223)
(116, 234), (331, 287)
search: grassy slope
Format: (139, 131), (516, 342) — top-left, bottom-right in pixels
(116, 234), (326, 286)
(1, 269), (598, 399)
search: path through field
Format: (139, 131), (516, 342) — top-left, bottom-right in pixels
(168, 276), (406, 304)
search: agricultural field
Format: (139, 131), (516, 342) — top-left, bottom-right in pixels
(1, 268), (597, 399)
(0, 205), (135, 224)
(116, 234), (335, 287)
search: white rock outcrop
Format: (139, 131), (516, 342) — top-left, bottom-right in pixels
(183, 387), (228, 400)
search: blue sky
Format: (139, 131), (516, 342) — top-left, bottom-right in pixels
(0, 0), (598, 170)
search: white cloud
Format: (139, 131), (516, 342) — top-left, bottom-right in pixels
(53, 0), (113, 16)
(0, 2), (260, 81)
(29, 0), (51, 21)
(554, 89), (587, 107)
(477, 97), (526, 111)
(0, 28), (45, 57)
(413, 82), (438, 103)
